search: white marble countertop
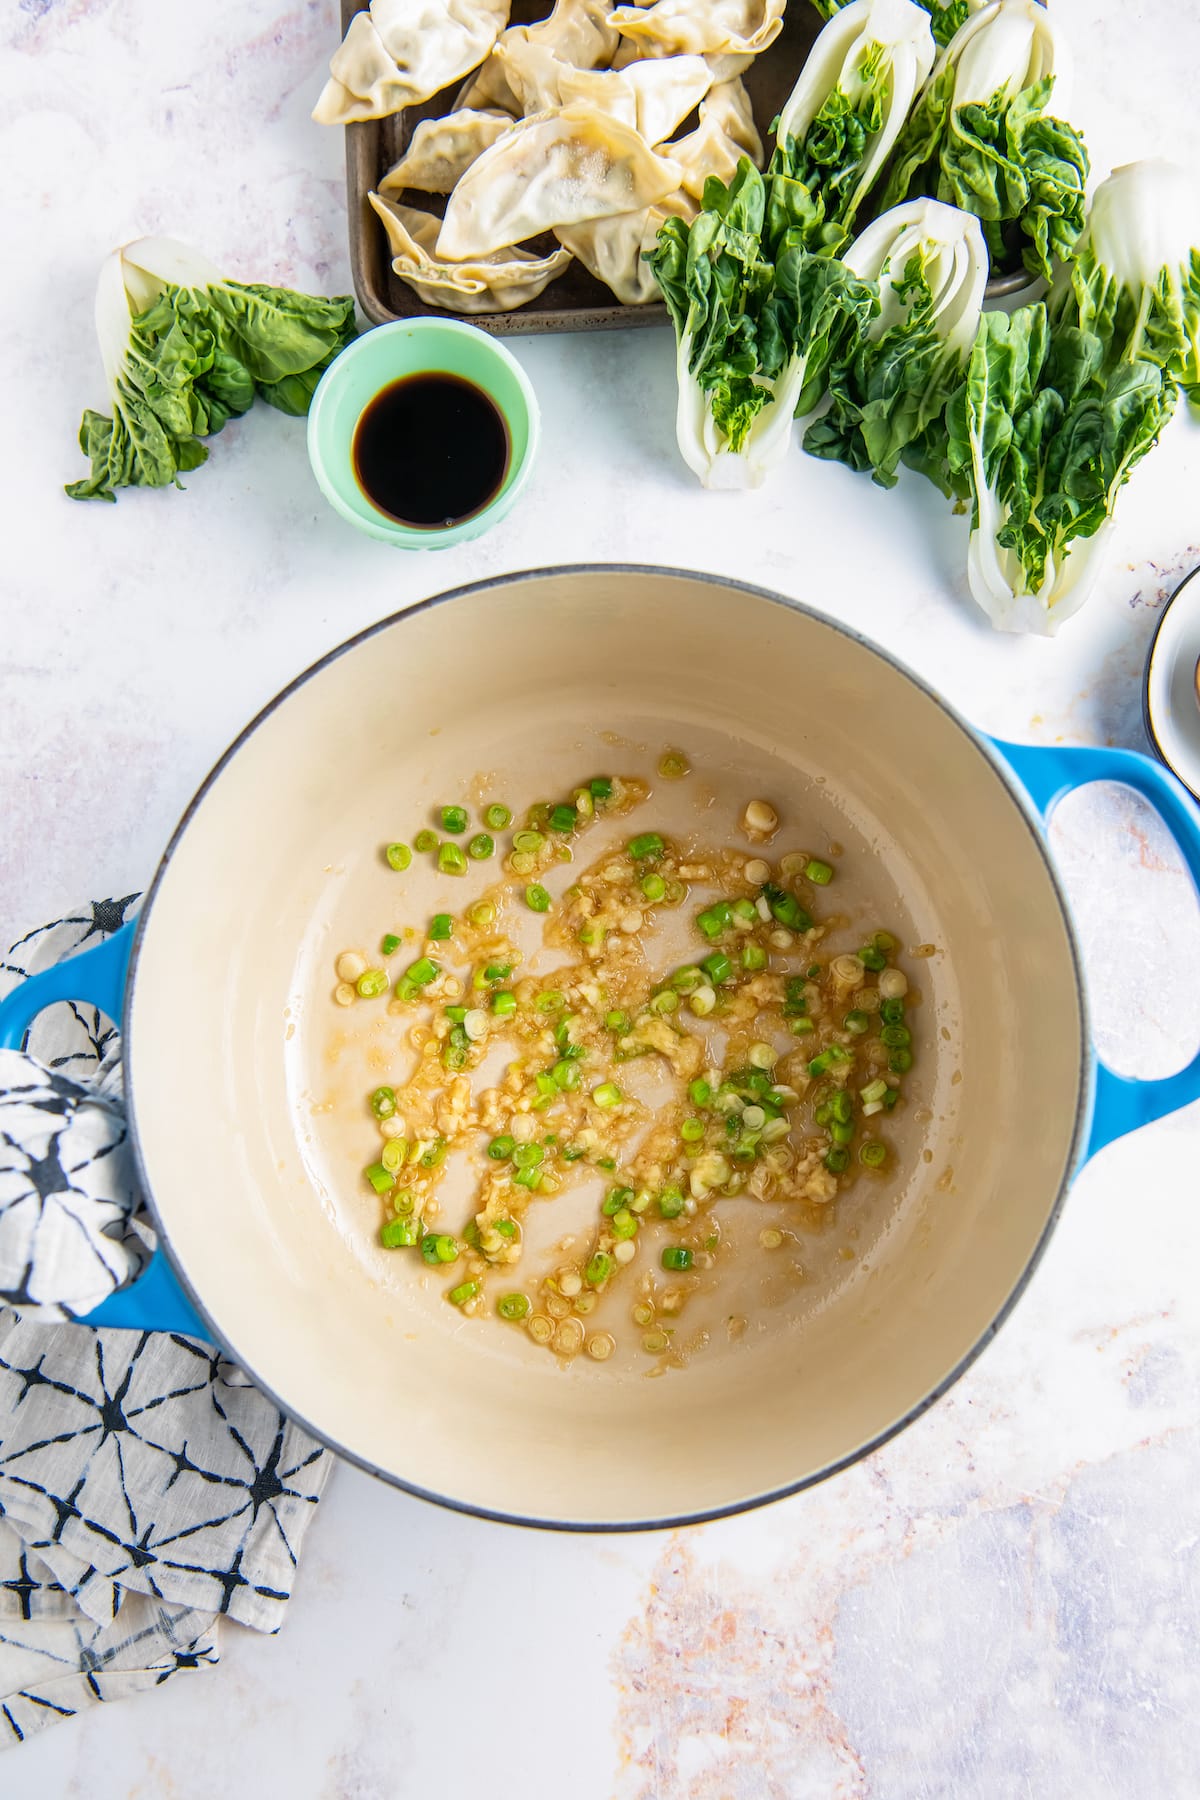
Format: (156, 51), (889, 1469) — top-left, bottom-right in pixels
(5, 1), (1200, 1793)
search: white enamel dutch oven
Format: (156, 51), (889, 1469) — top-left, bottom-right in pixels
(6, 567), (1200, 1531)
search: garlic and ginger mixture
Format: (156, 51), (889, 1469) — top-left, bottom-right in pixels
(332, 760), (919, 1366)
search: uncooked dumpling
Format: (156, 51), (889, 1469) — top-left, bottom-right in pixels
(555, 191), (696, 302)
(665, 78), (762, 199)
(314, 0), (511, 125)
(457, 0), (616, 116)
(498, 38), (711, 142)
(379, 108), (514, 195)
(368, 193), (573, 312)
(437, 103), (684, 259)
(607, 0), (784, 59)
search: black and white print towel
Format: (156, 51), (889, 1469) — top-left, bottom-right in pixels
(0, 902), (331, 1745)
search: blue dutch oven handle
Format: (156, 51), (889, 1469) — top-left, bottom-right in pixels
(991, 738), (1200, 1161)
(0, 919), (210, 1339)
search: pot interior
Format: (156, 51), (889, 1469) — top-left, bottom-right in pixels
(127, 569), (1086, 1526)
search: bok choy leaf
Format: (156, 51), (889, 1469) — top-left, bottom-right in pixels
(649, 159), (877, 489)
(941, 161), (1200, 634)
(67, 237), (356, 502)
(803, 197), (987, 486)
(879, 0), (1088, 283)
(807, 0), (987, 49)
(772, 0), (936, 254)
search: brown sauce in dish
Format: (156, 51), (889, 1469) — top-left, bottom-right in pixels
(353, 373), (509, 528)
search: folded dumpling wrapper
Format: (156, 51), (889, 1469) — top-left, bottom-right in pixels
(664, 77), (762, 200)
(555, 189), (696, 303)
(457, 0), (616, 116)
(607, 0), (784, 60)
(368, 192), (573, 312)
(314, 0), (511, 125)
(499, 38), (712, 142)
(437, 103), (684, 259)
(379, 108), (515, 195)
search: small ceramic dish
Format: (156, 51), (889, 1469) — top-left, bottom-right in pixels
(1143, 564), (1200, 801)
(306, 317), (539, 549)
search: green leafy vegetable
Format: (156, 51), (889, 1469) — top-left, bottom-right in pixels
(67, 236), (356, 502)
(879, 0), (1088, 282)
(804, 197), (987, 486)
(773, 0), (937, 253)
(650, 160), (877, 488)
(938, 159), (1200, 633)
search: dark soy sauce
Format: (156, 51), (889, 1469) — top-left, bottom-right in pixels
(353, 373), (510, 529)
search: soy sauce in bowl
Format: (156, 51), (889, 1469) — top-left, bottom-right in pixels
(352, 373), (510, 530)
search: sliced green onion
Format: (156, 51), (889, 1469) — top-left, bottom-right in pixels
(762, 884), (812, 932)
(641, 873), (667, 902)
(449, 1280), (478, 1306)
(731, 897), (759, 922)
(611, 1208), (638, 1240)
(370, 1086), (396, 1120)
(552, 1058), (581, 1089)
(406, 957), (439, 987)
(830, 1090), (853, 1124)
(790, 1018), (815, 1036)
(889, 1048), (914, 1073)
(468, 833), (495, 861)
(525, 884), (551, 913)
(486, 963), (514, 982)
(488, 1134), (515, 1160)
(880, 1023), (912, 1048)
(356, 968), (388, 998)
(381, 1139), (406, 1173)
(701, 951), (732, 984)
(381, 933), (401, 957)
(861, 1079), (889, 1103)
(512, 1143), (544, 1169)
(689, 1078), (712, 1107)
(805, 859), (834, 885)
(649, 990), (678, 1016)
(592, 1082), (622, 1108)
(414, 829), (438, 854)
(628, 832), (664, 861)
(420, 1138), (447, 1169)
(445, 1004), (467, 1023)
(438, 843), (467, 877)
(385, 843), (412, 872)
(429, 913), (453, 941)
(859, 945), (887, 972)
(824, 1147), (850, 1174)
(671, 965), (704, 994)
(441, 806), (468, 835)
(658, 751), (689, 780)
(380, 1216), (420, 1248)
(513, 830), (545, 854)
(661, 1246), (693, 1271)
(364, 1162), (394, 1194)
(485, 803), (511, 830)
(658, 1186), (685, 1219)
(696, 903), (731, 940)
(420, 1232), (451, 1265)
(874, 931), (897, 953)
(603, 1187), (634, 1215)
(491, 991), (517, 1017)
(741, 944), (767, 972)
(513, 1166), (541, 1191)
(549, 804), (577, 833)
(880, 997), (906, 1024)
(468, 900), (496, 928)
(498, 1292), (530, 1320)
(605, 1009), (630, 1033)
(536, 989), (565, 1012)
(586, 1252), (614, 1285)
(830, 1121), (855, 1146)
(860, 1140), (887, 1168)
(844, 1010), (870, 1035)
(589, 776), (613, 800)
(680, 1116), (705, 1143)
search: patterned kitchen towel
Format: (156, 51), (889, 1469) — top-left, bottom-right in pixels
(0, 900), (332, 1746)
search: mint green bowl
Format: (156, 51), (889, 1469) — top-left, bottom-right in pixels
(306, 318), (539, 550)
